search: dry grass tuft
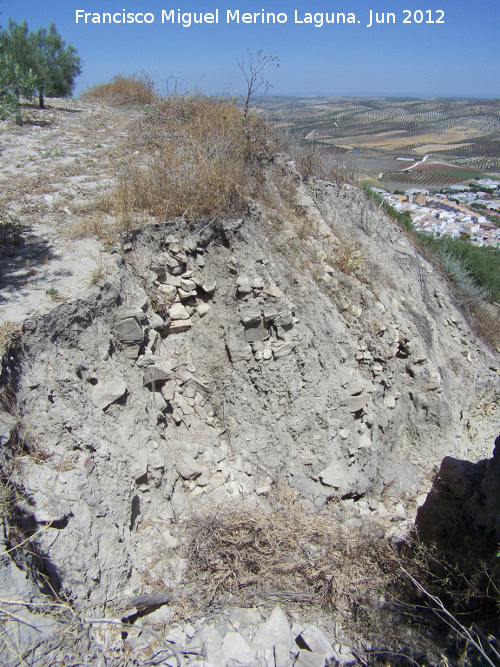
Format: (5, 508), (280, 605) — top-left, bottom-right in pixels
(0, 321), (22, 358)
(173, 488), (500, 664)
(113, 93), (278, 221)
(470, 300), (500, 351)
(183, 486), (397, 619)
(335, 237), (363, 275)
(81, 73), (159, 106)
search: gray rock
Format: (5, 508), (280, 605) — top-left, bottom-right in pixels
(157, 284), (177, 299)
(161, 380), (176, 401)
(222, 631), (256, 663)
(136, 354), (161, 367)
(241, 310), (262, 326)
(178, 287), (198, 300)
(201, 281), (216, 294)
(174, 393), (194, 416)
(298, 625), (334, 658)
(264, 284), (284, 298)
(169, 303), (190, 320)
(117, 308), (148, 323)
(180, 278), (197, 292)
(143, 361), (176, 386)
(205, 637), (225, 664)
(152, 392), (167, 412)
(114, 317), (143, 343)
(197, 303), (211, 317)
(273, 341), (295, 358)
(318, 463), (346, 491)
(252, 605), (291, 667)
(236, 274), (252, 297)
(250, 276), (265, 290)
(342, 394), (367, 412)
(164, 274), (182, 287)
(91, 378), (127, 409)
(131, 451), (148, 481)
(122, 344), (141, 360)
(226, 333), (253, 363)
(176, 454), (202, 480)
(148, 312), (165, 331)
(264, 309), (278, 324)
(0, 411), (17, 447)
(244, 319), (269, 343)
(167, 318), (193, 332)
(345, 379), (365, 396)
(164, 253), (180, 272)
(296, 651), (327, 667)
(275, 311), (293, 329)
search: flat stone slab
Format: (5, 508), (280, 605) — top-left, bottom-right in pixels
(114, 316), (143, 343)
(342, 394), (367, 412)
(252, 605), (291, 667)
(297, 625), (334, 658)
(169, 303), (190, 320)
(318, 464), (347, 491)
(222, 631), (256, 664)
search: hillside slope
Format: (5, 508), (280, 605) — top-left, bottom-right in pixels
(1, 100), (499, 666)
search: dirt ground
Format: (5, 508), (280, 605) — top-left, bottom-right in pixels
(0, 99), (141, 325)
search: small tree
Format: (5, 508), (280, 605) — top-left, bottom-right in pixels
(238, 49), (279, 119)
(0, 19), (33, 71)
(29, 23), (81, 108)
(0, 52), (36, 125)
(0, 19), (81, 110)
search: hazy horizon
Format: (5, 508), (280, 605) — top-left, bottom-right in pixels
(2, 0), (498, 99)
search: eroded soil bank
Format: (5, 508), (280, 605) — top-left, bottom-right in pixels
(1, 100), (499, 666)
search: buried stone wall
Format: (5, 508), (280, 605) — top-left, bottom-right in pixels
(1, 162), (499, 605)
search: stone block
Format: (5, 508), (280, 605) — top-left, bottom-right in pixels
(114, 317), (143, 344)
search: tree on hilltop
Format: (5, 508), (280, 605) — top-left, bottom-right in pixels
(0, 52), (36, 124)
(0, 21), (36, 124)
(0, 19), (81, 111)
(29, 23), (82, 108)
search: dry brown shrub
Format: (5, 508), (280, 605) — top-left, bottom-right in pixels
(281, 135), (356, 185)
(183, 486), (397, 618)
(470, 300), (500, 351)
(113, 94), (278, 221)
(82, 73), (159, 106)
(67, 213), (114, 243)
(176, 487), (500, 664)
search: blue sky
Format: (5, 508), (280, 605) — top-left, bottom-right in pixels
(1, 0), (498, 97)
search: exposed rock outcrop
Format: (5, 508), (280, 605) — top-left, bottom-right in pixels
(1, 153), (499, 657)
(416, 432), (500, 553)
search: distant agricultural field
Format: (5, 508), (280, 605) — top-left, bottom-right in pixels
(381, 169), (470, 189)
(262, 96), (500, 178)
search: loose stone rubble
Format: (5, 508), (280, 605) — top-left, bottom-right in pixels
(82, 603), (358, 667)
(1, 150), (499, 665)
